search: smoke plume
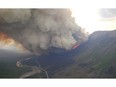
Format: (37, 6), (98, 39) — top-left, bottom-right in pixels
(0, 9), (88, 55)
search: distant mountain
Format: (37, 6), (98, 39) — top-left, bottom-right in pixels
(51, 30), (116, 78)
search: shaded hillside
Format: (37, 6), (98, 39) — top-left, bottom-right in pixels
(53, 30), (116, 78)
(0, 50), (32, 78)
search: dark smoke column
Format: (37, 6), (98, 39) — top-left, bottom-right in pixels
(0, 9), (88, 55)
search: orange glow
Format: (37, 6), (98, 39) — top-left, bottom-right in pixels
(0, 32), (15, 46)
(0, 32), (28, 52)
(72, 44), (80, 49)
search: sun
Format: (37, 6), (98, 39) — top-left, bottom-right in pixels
(70, 7), (101, 34)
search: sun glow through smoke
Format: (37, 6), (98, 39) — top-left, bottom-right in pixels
(71, 8), (102, 34)
(70, 7), (116, 34)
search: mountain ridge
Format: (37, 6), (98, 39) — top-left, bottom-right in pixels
(51, 30), (116, 78)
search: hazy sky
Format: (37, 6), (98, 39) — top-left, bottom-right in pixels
(71, 8), (116, 34)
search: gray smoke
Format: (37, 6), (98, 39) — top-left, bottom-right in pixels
(0, 9), (88, 55)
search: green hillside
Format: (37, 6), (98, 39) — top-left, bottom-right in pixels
(53, 30), (116, 78)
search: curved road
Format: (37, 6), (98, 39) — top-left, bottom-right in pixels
(16, 57), (49, 78)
